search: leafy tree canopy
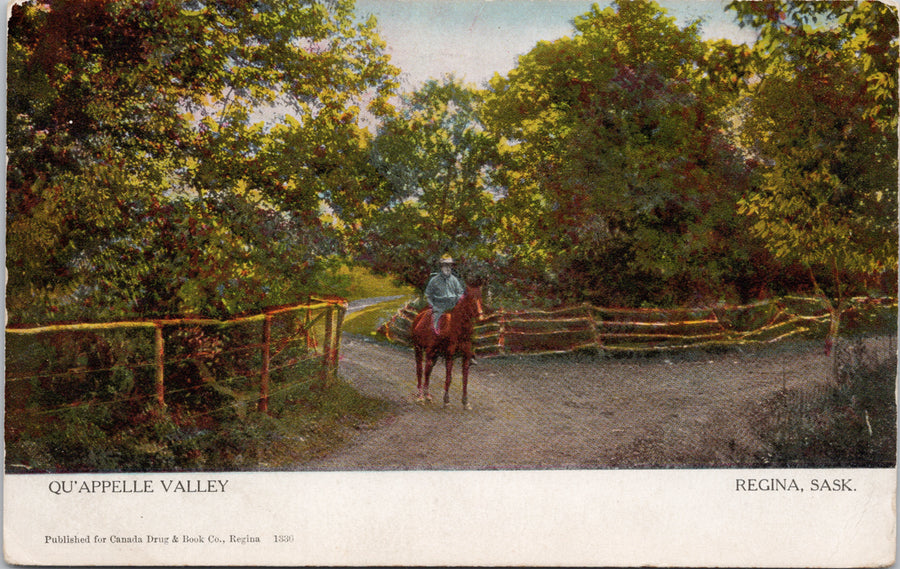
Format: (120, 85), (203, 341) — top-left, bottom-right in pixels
(7, 0), (398, 323)
(732, 1), (898, 301)
(482, 0), (756, 306)
(729, 0), (898, 351)
(357, 77), (499, 288)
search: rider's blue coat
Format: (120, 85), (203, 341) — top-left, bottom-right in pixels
(425, 271), (465, 324)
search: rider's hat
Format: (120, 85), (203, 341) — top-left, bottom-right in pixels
(439, 254), (455, 265)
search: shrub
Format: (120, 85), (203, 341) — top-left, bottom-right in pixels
(6, 368), (389, 472)
(754, 337), (896, 467)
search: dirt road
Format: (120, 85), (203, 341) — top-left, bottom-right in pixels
(303, 330), (834, 470)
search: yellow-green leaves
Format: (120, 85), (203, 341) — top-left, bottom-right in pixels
(480, 0), (753, 306)
(732, 0), (898, 305)
(7, 0), (398, 323)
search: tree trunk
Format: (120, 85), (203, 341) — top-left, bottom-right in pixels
(824, 306), (844, 384)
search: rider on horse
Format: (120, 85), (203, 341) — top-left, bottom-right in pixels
(424, 254), (465, 335)
(415, 255), (482, 405)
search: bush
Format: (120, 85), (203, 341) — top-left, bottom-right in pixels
(754, 336), (896, 467)
(6, 369), (389, 473)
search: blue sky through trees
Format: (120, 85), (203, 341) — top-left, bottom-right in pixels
(356, 0), (760, 89)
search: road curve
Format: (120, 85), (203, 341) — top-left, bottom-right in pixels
(301, 320), (834, 470)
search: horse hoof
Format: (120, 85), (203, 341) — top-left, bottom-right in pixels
(463, 403), (473, 411)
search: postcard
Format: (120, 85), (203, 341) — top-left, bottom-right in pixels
(5, 0), (897, 566)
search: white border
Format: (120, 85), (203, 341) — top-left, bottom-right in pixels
(4, 469), (896, 566)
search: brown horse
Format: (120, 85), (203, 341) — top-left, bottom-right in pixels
(411, 282), (484, 409)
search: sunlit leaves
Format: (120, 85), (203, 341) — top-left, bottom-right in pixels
(482, 0), (753, 305)
(7, 0), (398, 323)
(732, 0), (898, 305)
(358, 77), (499, 287)
(729, 0), (898, 128)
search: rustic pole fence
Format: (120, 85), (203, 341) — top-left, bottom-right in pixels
(379, 296), (895, 358)
(154, 324), (165, 408)
(6, 297), (348, 416)
(321, 304), (335, 385)
(333, 304), (345, 369)
(585, 302), (602, 351)
(497, 311), (507, 356)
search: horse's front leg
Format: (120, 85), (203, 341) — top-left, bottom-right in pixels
(461, 351), (472, 410)
(442, 355), (454, 408)
(415, 347), (424, 399)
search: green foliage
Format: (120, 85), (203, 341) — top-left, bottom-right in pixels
(357, 77), (500, 288)
(482, 0), (759, 306)
(729, 0), (898, 125)
(733, 2), (898, 272)
(7, 0), (398, 323)
(10, 0), (891, 322)
(730, 0), (898, 342)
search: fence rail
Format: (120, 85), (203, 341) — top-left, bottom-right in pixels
(379, 296), (896, 357)
(6, 297), (347, 415)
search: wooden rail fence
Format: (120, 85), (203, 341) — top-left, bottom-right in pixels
(378, 296), (896, 357)
(6, 297), (347, 415)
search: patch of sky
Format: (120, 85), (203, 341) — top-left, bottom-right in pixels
(355, 0), (759, 89)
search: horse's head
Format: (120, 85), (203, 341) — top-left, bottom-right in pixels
(463, 283), (484, 320)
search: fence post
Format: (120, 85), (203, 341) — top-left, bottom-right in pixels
(154, 324), (165, 408)
(306, 306), (315, 350)
(585, 303), (603, 352)
(332, 304), (345, 371)
(321, 304), (334, 385)
(259, 314), (272, 413)
(498, 309), (507, 355)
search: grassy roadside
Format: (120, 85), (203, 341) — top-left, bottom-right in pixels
(185, 377), (393, 471)
(7, 266), (410, 474)
(342, 296), (414, 337)
(751, 339), (897, 467)
(336, 265), (415, 301)
(5, 369), (392, 473)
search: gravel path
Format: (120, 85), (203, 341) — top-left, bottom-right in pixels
(302, 329), (834, 470)
(346, 295), (407, 312)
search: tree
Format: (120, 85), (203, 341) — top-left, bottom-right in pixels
(482, 0), (756, 306)
(730, 0), (899, 353)
(7, 0), (398, 322)
(357, 77), (499, 288)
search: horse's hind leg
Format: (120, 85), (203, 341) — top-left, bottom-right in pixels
(415, 347), (425, 401)
(442, 356), (454, 408)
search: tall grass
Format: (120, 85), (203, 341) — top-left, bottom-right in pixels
(754, 336), (897, 468)
(6, 365), (389, 472)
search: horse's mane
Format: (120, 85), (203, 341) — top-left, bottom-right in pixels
(450, 284), (482, 330)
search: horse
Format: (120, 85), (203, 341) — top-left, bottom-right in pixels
(411, 282), (484, 409)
